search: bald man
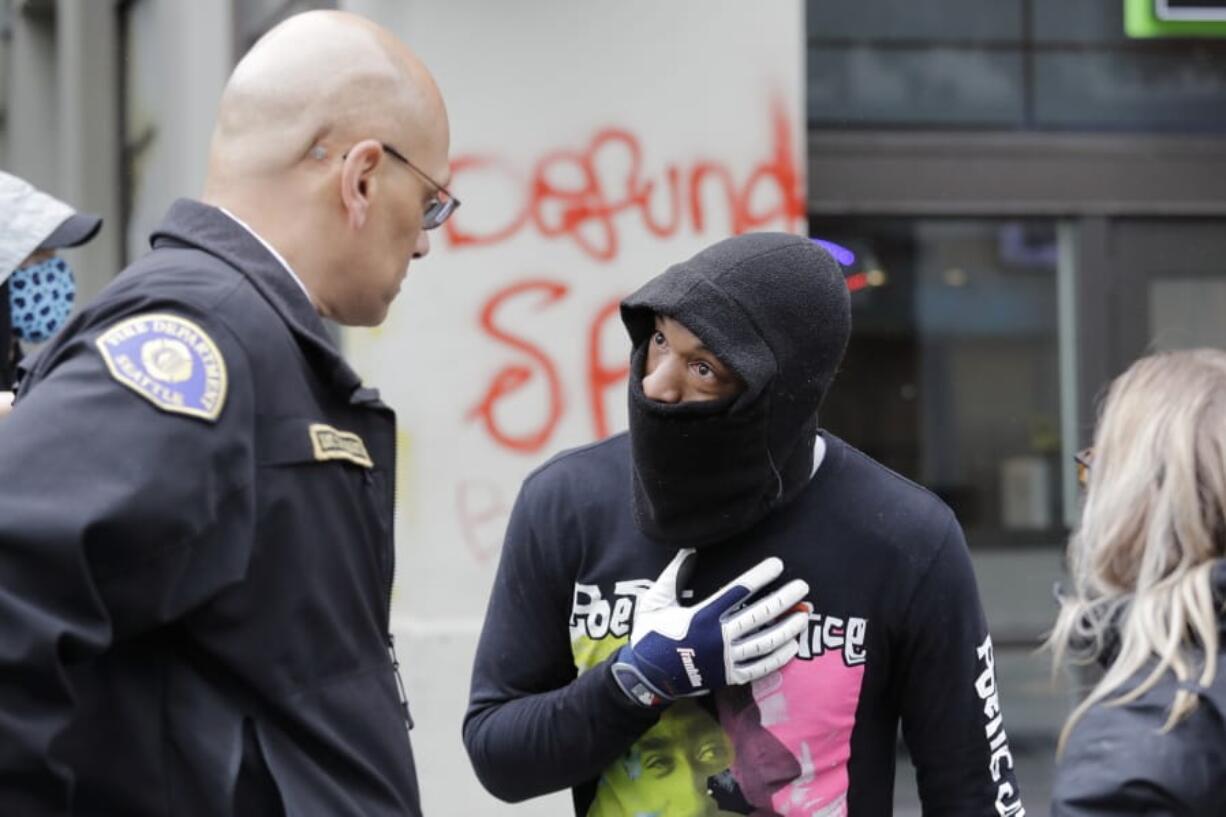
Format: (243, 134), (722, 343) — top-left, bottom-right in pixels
(0, 12), (450, 816)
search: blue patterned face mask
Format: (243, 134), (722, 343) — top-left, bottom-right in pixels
(8, 256), (76, 343)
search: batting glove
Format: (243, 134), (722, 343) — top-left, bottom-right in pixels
(611, 548), (809, 707)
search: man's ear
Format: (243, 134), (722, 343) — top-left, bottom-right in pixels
(340, 139), (384, 230)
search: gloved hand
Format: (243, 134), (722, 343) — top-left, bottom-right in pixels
(611, 548), (809, 707)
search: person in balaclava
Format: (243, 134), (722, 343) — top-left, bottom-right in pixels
(0, 171), (102, 396)
(466, 232), (1025, 817)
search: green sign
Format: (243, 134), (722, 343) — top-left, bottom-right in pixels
(1126, 0), (1226, 36)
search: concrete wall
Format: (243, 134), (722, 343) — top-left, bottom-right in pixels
(123, 0), (231, 262)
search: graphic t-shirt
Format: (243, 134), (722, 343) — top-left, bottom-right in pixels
(465, 432), (1024, 817)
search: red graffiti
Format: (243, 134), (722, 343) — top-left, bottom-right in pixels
(443, 99), (805, 261)
(471, 280), (631, 455)
(467, 280), (568, 453)
(456, 478), (511, 564)
(587, 296), (630, 441)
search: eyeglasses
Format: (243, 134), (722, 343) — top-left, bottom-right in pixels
(379, 143), (460, 230)
(1074, 447), (1094, 487)
(339, 141), (461, 230)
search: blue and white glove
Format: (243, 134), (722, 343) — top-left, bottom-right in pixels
(611, 549), (809, 708)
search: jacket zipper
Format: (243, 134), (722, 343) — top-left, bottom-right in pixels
(376, 415), (410, 735)
(388, 632), (412, 735)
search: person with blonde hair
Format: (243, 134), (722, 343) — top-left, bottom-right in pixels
(1049, 348), (1226, 815)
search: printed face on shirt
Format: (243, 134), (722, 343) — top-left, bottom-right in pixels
(593, 700), (738, 817)
(642, 316), (743, 404)
(572, 587), (870, 817)
(640, 703), (733, 788)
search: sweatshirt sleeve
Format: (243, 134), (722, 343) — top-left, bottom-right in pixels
(0, 308), (257, 814)
(462, 474), (659, 803)
(895, 514), (1026, 817)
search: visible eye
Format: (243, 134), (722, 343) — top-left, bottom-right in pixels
(652, 331), (667, 347)
(647, 755), (676, 775)
(694, 739), (730, 768)
(693, 361), (714, 379)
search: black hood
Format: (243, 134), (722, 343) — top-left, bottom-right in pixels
(621, 232), (850, 547)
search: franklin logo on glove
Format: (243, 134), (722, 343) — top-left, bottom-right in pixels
(677, 648), (703, 688)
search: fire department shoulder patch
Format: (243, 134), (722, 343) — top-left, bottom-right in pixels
(95, 312), (228, 422)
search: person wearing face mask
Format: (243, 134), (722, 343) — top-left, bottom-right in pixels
(465, 233), (1024, 817)
(0, 11), (454, 816)
(0, 171), (102, 411)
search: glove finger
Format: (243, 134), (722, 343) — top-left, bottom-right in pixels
(723, 578), (809, 638)
(730, 638), (801, 685)
(729, 610), (808, 663)
(699, 556), (785, 617)
(638, 548), (696, 613)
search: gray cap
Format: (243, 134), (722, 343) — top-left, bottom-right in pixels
(0, 171), (102, 284)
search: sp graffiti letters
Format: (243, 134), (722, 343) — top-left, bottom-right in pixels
(468, 280), (628, 454)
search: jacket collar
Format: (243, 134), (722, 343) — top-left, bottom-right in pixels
(149, 198), (376, 404)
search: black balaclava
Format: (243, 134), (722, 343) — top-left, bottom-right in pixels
(621, 233), (850, 549)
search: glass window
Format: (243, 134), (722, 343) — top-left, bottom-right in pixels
(815, 218), (1068, 546)
(1150, 277), (1226, 349)
(1034, 48), (1226, 132)
(807, 0), (1226, 133)
(807, 0), (1022, 41)
(1031, 0), (1131, 44)
(808, 46), (1025, 127)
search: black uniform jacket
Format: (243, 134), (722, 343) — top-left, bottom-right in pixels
(0, 200), (420, 816)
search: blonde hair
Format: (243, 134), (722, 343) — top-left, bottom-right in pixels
(1049, 348), (1226, 753)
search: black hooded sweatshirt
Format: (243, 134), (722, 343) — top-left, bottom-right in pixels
(464, 235), (1023, 816)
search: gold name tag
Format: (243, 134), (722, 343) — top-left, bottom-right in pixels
(309, 423), (373, 468)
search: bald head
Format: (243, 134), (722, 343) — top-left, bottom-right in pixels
(206, 10), (446, 184)
(202, 10), (452, 327)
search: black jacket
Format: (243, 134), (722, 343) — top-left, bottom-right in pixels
(1051, 566), (1226, 816)
(0, 200), (420, 816)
